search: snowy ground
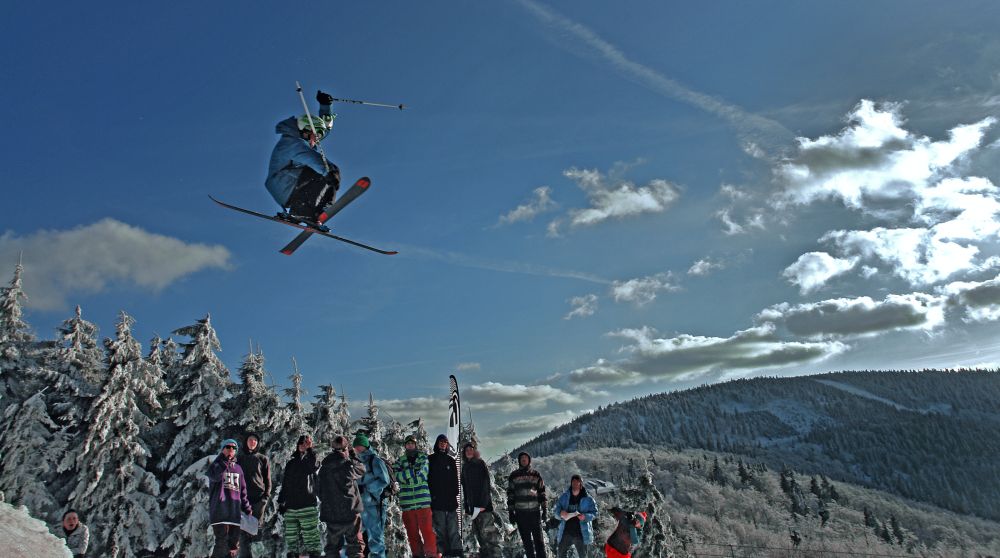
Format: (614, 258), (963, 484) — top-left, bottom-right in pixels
(0, 501), (71, 557)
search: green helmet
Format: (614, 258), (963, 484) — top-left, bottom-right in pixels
(297, 114), (335, 139)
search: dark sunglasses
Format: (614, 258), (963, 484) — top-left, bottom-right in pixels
(224, 445), (237, 450)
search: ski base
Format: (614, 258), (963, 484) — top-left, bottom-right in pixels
(209, 191), (397, 256)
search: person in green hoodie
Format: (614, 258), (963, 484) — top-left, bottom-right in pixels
(395, 435), (438, 558)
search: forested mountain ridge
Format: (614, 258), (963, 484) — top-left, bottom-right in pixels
(513, 370), (1000, 521)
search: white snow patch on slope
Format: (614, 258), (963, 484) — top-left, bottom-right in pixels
(814, 379), (912, 411)
(0, 501), (72, 558)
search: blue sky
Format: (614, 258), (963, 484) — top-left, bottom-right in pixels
(4, 1), (1000, 456)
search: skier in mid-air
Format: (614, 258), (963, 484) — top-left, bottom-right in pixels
(265, 90), (341, 225)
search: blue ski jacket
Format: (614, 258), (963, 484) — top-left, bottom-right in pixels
(265, 103), (334, 207)
(357, 448), (391, 510)
(552, 486), (598, 544)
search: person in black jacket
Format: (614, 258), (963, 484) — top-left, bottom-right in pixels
(278, 435), (322, 558)
(428, 434), (463, 557)
(507, 451), (547, 558)
(237, 433), (271, 558)
(461, 443), (502, 558)
(319, 435), (367, 558)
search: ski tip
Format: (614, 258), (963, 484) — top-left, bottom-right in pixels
(385, 251), (399, 255)
(358, 177), (371, 189)
(279, 248), (294, 256)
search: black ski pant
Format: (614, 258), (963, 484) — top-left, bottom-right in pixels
(237, 499), (267, 558)
(558, 533), (588, 558)
(433, 509), (464, 557)
(211, 523), (241, 557)
(515, 509), (547, 558)
(325, 515), (366, 558)
(287, 166), (340, 219)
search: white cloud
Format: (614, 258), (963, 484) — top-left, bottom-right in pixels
(564, 294), (598, 320)
(782, 252), (858, 293)
(455, 362), (481, 371)
(941, 273), (1000, 321)
(465, 381), (582, 412)
(688, 257), (726, 276)
(565, 359), (643, 386)
(0, 219), (231, 310)
(373, 396), (449, 423)
(758, 293), (946, 339)
(610, 272), (679, 306)
(492, 410), (583, 436)
(775, 101), (1000, 288)
(498, 186), (557, 225)
(609, 324), (847, 381)
(557, 324), (846, 388)
(551, 167), (681, 232)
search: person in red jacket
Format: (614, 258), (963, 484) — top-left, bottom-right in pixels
(603, 507), (646, 558)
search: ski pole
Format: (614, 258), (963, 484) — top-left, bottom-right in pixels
(295, 81), (332, 175)
(329, 96), (406, 110)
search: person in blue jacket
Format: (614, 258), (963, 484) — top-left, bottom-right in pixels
(265, 90), (341, 224)
(551, 474), (598, 558)
(353, 432), (391, 558)
(207, 438), (253, 558)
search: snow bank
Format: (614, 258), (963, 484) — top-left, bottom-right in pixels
(0, 501), (72, 558)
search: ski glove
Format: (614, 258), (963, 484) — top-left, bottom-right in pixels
(316, 90), (335, 105)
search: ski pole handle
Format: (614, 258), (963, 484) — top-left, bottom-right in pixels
(295, 81), (331, 174)
(330, 97), (406, 110)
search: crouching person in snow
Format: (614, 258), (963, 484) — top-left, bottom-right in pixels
(354, 432), (391, 558)
(604, 507), (646, 558)
(208, 439), (253, 558)
(460, 443), (503, 558)
(58, 509), (90, 557)
(278, 435), (323, 558)
(552, 474), (597, 558)
(319, 435), (367, 558)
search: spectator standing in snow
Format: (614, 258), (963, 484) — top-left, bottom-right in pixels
(552, 474), (598, 558)
(208, 439), (253, 558)
(318, 435), (367, 558)
(460, 443), (503, 558)
(278, 434), (322, 558)
(396, 434), (438, 558)
(236, 432), (271, 558)
(354, 433), (391, 558)
(58, 509), (90, 557)
(507, 451), (548, 558)
(428, 434), (463, 557)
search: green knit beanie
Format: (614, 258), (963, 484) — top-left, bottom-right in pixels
(352, 433), (370, 448)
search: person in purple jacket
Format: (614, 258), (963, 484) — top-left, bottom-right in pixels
(208, 438), (254, 558)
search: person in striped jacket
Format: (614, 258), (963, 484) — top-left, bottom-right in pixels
(507, 451), (548, 558)
(395, 435), (439, 558)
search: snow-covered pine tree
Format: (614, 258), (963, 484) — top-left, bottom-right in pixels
(159, 314), (233, 557)
(145, 335), (181, 461)
(591, 459), (677, 558)
(71, 312), (165, 557)
(0, 261), (36, 411)
(226, 345), (287, 557)
(312, 384), (341, 451)
(231, 345), (287, 437)
(0, 392), (66, 519)
(36, 306), (103, 503)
